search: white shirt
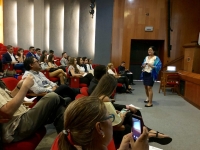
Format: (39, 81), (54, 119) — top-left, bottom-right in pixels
(143, 56), (156, 73)
(87, 64), (93, 71)
(107, 69), (115, 75)
(77, 64), (85, 72)
(8, 52), (16, 62)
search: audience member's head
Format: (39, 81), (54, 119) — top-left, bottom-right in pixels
(24, 56), (41, 71)
(68, 57), (79, 73)
(107, 63), (114, 70)
(121, 61), (125, 67)
(88, 58), (92, 64)
(49, 50), (54, 55)
(48, 54), (54, 63)
(76, 57), (83, 66)
(36, 48), (41, 56)
(66, 56), (70, 61)
(7, 45), (13, 54)
(40, 55), (47, 63)
(58, 96), (113, 150)
(82, 57), (88, 64)
(62, 52), (67, 58)
(94, 65), (107, 80)
(91, 74), (117, 98)
(29, 46), (35, 53)
(17, 48), (24, 56)
(42, 50), (48, 56)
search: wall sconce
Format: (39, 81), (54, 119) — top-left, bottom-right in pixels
(89, 0), (95, 18)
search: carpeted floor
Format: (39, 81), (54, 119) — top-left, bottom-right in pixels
(36, 81), (200, 150)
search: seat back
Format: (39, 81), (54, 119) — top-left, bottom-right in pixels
(166, 74), (180, 85)
(1, 77), (19, 91)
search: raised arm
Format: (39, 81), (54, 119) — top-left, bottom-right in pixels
(0, 75), (34, 118)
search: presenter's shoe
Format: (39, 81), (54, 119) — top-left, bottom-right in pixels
(149, 132), (172, 145)
(144, 100), (149, 103)
(145, 104), (153, 107)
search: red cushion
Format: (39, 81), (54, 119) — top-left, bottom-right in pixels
(79, 83), (88, 88)
(15, 70), (23, 75)
(107, 139), (116, 150)
(1, 77), (19, 91)
(4, 127), (46, 150)
(49, 77), (59, 82)
(117, 83), (123, 87)
(75, 94), (86, 99)
(80, 87), (89, 96)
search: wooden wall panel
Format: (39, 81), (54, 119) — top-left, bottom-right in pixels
(112, 0), (200, 69)
(111, 0), (125, 66)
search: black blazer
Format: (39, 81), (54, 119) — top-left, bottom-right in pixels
(2, 52), (17, 64)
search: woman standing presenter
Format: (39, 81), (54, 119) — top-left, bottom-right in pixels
(141, 46), (162, 107)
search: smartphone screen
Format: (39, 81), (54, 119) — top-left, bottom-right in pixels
(132, 117), (142, 141)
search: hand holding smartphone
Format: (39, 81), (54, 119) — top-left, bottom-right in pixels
(132, 115), (144, 141)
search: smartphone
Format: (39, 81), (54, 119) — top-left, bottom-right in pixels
(132, 115), (144, 141)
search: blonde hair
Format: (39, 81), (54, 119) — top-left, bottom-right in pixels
(58, 96), (107, 150)
(107, 63), (113, 71)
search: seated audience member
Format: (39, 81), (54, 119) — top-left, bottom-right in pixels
(77, 57), (87, 72)
(35, 48), (41, 61)
(40, 55), (67, 85)
(88, 65), (107, 95)
(0, 75), (65, 143)
(2, 45), (25, 73)
(66, 55), (71, 62)
(88, 66), (138, 113)
(60, 52), (68, 67)
(82, 57), (89, 72)
(47, 50), (54, 59)
(107, 63), (132, 93)
(91, 74), (172, 145)
(68, 57), (93, 86)
(87, 58), (94, 71)
(26, 46), (37, 59)
(23, 57), (79, 101)
(118, 61), (134, 85)
(51, 96), (149, 150)
(15, 48), (26, 63)
(48, 54), (66, 72)
(42, 50), (48, 56)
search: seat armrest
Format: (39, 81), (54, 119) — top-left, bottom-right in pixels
(26, 92), (47, 97)
(23, 102), (34, 107)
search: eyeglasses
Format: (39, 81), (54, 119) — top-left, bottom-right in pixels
(101, 114), (115, 122)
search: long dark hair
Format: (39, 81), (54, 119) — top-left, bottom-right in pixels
(58, 96), (107, 150)
(68, 57), (79, 73)
(77, 57), (83, 66)
(48, 54), (54, 64)
(40, 55), (46, 62)
(149, 46), (157, 55)
(17, 48), (25, 61)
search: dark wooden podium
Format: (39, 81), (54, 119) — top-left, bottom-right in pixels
(177, 43), (200, 109)
(183, 43), (200, 73)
